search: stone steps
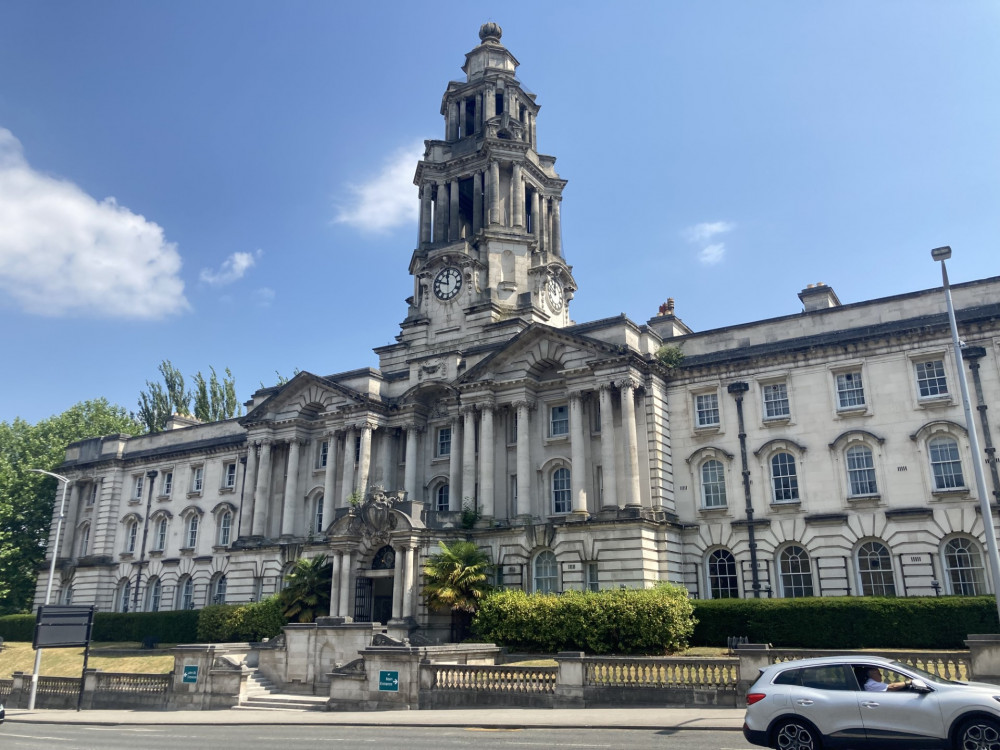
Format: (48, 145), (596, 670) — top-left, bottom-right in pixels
(238, 668), (327, 711)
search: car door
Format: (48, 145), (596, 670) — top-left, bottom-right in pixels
(786, 665), (867, 744)
(855, 664), (946, 747)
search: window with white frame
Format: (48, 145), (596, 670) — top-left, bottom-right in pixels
(835, 370), (866, 410)
(217, 511), (232, 546)
(212, 574), (228, 605)
(184, 514), (199, 549)
(778, 545), (814, 597)
(146, 577), (162, 612)
(133, 475), (144, 500)
(549, 404), (569, 437)
(857, 541), (896, 596)
(770, 452), (800, 503)
(62, 586), (73, 605)
(223, 462), (237, 489)
(533, 550), (559, 593)
(319, 440), (329, 469)
(161, 471), (173, 497)
(437, 427), (452, 457)
(436, 484), (450, 512)
(915, 359), (949, 399)
(762, 382), (790, 420)
(118, 580), (132, 612)
(700, 459), (727, 508)
(695, 392), (720, 428)
(552, 467), (571, 513)
(125, 520), (138, 553)
(313, 497), (324, 534)
(190, 466), (204, 493)
(177, 576), (195, 610)
(153, 517), (168, 551)
(846, 445), (878, 496)
(929, 436), (965, 490)
(944, 537), (987, 596)
(78, 524), (90, 557)
(707, 549), (739, 599)
(586, 562), (599, 592)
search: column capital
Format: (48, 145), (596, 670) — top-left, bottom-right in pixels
(615, 377), (638, 392)
(567, 389), (587, 403)
(512, 399), (536, 411)
(402, 421), (426, 434)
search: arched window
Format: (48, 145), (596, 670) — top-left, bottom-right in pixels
(436, 484), (450, 512)
(217, 511), (232, 546)
(778, 545), (813, 598)
(313, 497), (324, 534)
(212, 574), (228, 605)
(701, 460), (727, 508)
(943, 537), (986, 595)
(552, 467), (571, 514)
(177, 575), (195, 610)
(533, 550), (559, 594)
(153, 517), (168, 551)
(185, 514), (199, 549)
(929, 437), (965, 490)
(145, 577), (162, 612)
(78, 524), (90, 557)
(856, 541), (895, 596)
(61, 586), (74, 605)
(707, 549), (739, 598)
(125, 520), (138, 553)
(846, 445), (878, 497)
(117, 579), (132, 612)
(770, 453), (799, 503)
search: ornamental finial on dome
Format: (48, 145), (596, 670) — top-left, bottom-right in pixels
(479, 22), (502, 43)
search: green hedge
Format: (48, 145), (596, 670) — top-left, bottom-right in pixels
(196, 598), (286, 642)
(691, 596), (1000, 649)
(473, 585), (696, 654)
(0, 610), (199, 644)
(0, 614), (35, 641)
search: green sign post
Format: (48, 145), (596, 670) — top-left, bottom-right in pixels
(378, 670), (399, 692)
(182, 665), (199, 684)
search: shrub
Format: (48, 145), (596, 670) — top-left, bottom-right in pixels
(0, 613), (35, 641)
(196, 598), (286, 642)
(91, 610), (200, 643)
(473, 584), (696, 654)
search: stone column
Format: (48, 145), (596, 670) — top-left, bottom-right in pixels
(239, 442), (258, 537)
(479, 403), (495, 518)
(462, 406), (477, 510)
(474, 93), (482, 133)
(485, 83), (495, 120)
(568, 393), (588, 515)
(472, 171), (483, 234)
(516, 401), (532, 517)
(281, 439), (302, 537)
(540, 197), (549, 253)
(419, 183), (432, 244)
(531, 189), (540, 246)
(552, 199), (562, 257)
(341, 425), (357, 504)
(512, 163), (524, 228)
(489, 160), (500, 225)
(357, 423), (374, 499)
(433, 183), (447, 242)
(391, 544), (404, 619)
(449, 179), (460, 241)
(404, 424), (419, 502)
(530, 112), (537, 147)
(251, 440), (272, 536)
(459, 98), (467, 139)
(447, 100), (458, 140)
(618, 380), (641, 508)
(599, 385), (619, 510)
(330, 551), (342, 616)
(321, 432), (337, 531)
(403, 545), (416, 618)
(448, 416), (462, 511)
(62, 483), (80, 558)
(338, 549), (352, 620)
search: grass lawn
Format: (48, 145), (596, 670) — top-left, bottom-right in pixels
(0, 642), (174, 678)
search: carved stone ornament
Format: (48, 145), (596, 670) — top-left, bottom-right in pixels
(347, 486), (404, 545)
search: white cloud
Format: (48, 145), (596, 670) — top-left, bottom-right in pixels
(698, 243), (726, 265)
(0, 128), (189, 319)
(683, 221), (735, 243)
(200, 249), (262, 286)
(334, 142), (422, 234)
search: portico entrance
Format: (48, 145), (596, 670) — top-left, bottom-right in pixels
(353, 545), (395, 624)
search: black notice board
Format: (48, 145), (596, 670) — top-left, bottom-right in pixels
(33, 605), (95, 648)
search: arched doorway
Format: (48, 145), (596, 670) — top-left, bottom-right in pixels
(353, 545), (395, 624)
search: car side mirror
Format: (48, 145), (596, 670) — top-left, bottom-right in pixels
(910, 678), (931, 693)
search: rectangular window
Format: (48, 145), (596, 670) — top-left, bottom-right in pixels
(191, 466), (204, 493)
(836, 371), (866, 409)
(319, 440), (329, 468)
(550, 404), (569, 436)
(762, 382), (790, 419)
(133, 476), (144, 500)
(223, 462), (237, 489)
(87, 483), (98, 506)
(916, 359), (949, 399)
(437, 426), (452, 457)
(592, 402), (601, 433)
(186, 515), (199, 548)
(695, 393), (720, 427)
(161, 472), (173, 497)
(354, 436), (361, 463)
(586, 562), (599, 593)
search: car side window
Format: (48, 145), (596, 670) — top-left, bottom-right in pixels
(774, 668), (802, 685)
(798, 665), (858, 691)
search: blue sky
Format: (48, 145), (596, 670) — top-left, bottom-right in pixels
(1, 1), (997, 425)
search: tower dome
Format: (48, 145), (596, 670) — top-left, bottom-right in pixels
(479, 22), (502, 44)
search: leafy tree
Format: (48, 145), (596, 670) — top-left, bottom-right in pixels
(278, 555), (332, 623)
(654, 344), (685, 370)
(269, 368), (302, 388)
(422, 540), (493, 641)
(138, 360), (240, 432)
(192, 367), (241, 422)
(0, 399), (140, 613)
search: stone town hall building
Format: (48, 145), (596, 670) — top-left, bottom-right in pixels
(39, 24), (1000, 633)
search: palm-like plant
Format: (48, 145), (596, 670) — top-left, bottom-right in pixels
(422, 540), (492, 640)
(278, 555), (332, 623)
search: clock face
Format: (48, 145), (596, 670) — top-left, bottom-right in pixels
(545, 279), (564, 312)
(433, 267), (463, 300)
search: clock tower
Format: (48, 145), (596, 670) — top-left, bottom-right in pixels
(396, 23), (577, 359)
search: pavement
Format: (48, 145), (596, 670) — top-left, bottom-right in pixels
(3, 706), (746, 730)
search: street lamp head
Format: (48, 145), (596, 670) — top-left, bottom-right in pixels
(931, 245), (952, 261)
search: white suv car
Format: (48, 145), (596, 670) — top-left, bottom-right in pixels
(743, 654), (1000, 750)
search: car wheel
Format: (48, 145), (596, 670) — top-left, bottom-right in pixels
(958, 717), (1000, 750)
(773, 719), (821, 750)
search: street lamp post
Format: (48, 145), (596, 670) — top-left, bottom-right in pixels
(728, 381), (762, 597)
(931, 246), (1000, 621)
(26, 468), (71, 711)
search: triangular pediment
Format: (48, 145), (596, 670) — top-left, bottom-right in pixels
(458, 324), (627, 386)
(241, 371), (372, 426)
